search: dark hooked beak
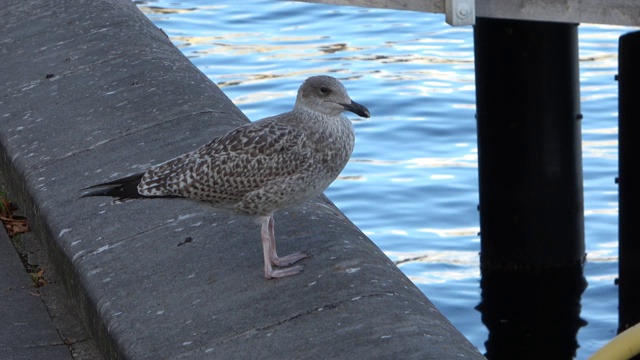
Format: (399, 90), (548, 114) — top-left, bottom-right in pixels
(340, 100), (370, 118)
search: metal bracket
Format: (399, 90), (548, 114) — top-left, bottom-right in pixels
(446, 0), (475, 26)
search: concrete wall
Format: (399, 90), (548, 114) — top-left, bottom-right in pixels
(0, 0), (485, 358)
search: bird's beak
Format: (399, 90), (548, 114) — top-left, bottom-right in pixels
(340, 100), (370, 118)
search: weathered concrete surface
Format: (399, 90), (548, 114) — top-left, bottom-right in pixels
(0, 227), (73, 360)
(0, 0), (485, 359)
(1, 175), (103, 359)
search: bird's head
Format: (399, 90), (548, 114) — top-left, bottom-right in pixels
(295, 75), (370, 118)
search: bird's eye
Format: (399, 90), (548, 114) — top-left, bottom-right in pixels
(319, 86), (329, 94)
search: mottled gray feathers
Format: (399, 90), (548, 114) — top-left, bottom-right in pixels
(82, 75), (367, 217)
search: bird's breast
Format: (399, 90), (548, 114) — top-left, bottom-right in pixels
(306, 117), (355, 177)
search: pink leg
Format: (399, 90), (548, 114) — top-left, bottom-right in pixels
(260, 214), (308, 279)
(267, 214), (309, 267)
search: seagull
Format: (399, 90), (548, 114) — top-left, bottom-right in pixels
(82, 75), (370, 279)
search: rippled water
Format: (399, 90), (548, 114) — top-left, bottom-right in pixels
(136, 1), (636, 358)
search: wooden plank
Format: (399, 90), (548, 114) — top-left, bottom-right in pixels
(294, 0), (640, 27)
(294, 0), (444, 14)
(478, 0), (639, 26)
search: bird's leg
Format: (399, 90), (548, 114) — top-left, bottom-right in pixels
(267, 214), (309, 267)
(260, 214), (307, 279)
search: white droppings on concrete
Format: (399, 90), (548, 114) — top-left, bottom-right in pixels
(174, 228), (184, 232)
(381, 335), (392, 339)
(205, 349), (214, 353)
(157, 310), (164, 315)
(92, 241), (123, 255)
(88, 268), (102, 276)
(72, 250), (86, 262)
(188, 274), (195, 278)
(182, 341), (192, 346)
(351, 296), (362, 301)
(307, 281), (317, 286)
(20, 81), (38, 91)
(94, 245), (110, 254)
(345, 267), (360, 274)
(315, 202), (333, 210)
(177, 213), (198, 221)
(59, 228), (71, 237)
(190, 222), (202, 227)
(132, 163), (154, 171)
(102, 277), (111, 283)
(71, 240), (81, 246)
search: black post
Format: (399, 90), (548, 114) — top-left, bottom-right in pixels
(475, 18), (585, 268)
(474, 18), (586, 359)
(618, 30), (640, 335)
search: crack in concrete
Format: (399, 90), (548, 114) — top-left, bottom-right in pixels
(217, 291), (397, 344)
(71, 221), (170, 263)
(21, 109), (239, 181)
(20, 341), (67, 348)
(172, 291), (397, 358)
(45, 109), (227, 161)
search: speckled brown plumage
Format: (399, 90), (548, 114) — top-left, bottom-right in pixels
(82, 75), (370, 279)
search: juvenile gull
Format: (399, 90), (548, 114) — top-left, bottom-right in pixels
(82, 75), (370, 279)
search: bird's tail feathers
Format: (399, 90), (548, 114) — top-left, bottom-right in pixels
(80, 172), (145, 200)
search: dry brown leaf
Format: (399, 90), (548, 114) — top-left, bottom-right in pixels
(0, 197), (30, 237)
(1, 217), (29, 237)
(29, 269), (47, 288)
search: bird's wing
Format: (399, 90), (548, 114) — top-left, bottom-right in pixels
(138, 119), (313, 203)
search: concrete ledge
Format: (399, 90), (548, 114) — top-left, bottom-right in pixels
(0, 0), (485, 358)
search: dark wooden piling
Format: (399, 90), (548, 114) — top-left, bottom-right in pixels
(618, 30), (640, 335)
(474, 18), (585, 269)
(473, 18), (586, 358)
(478, 266), (587, 359)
